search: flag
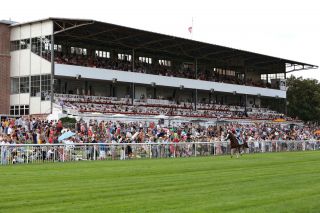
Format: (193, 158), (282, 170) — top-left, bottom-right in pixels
(188, 26), (192, 34)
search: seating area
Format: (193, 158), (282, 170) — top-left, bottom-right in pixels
(54, 54), (273, 89)
(54, 94), (288, 121)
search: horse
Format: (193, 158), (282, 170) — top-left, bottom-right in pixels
(225, 132), (248, 158)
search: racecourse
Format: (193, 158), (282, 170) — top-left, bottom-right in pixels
(1, 151), (320, 213)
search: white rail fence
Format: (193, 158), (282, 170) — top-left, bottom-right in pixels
(1, 141), (319, 165)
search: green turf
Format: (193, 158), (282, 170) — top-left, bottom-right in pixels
(1, 151), (320, 213)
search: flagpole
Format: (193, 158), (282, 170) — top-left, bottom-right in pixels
(191, 17), (194, 40)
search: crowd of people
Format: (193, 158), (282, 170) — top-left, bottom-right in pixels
(54, 53), (272, 89)
(1, 116), (319, 163)
(55, 93), (288, 121)
(1, 116), (319, 146)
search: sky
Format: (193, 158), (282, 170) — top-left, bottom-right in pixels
(1, 0), (319, 80)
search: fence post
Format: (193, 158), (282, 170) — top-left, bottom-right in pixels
(94, 145), (96, 161)
(53, 146), (56, 162)
(0, 146), (2, 165)
(62, 146), (65, 162)
(194, 143), (197, 157)
(26, 146), (29, 164)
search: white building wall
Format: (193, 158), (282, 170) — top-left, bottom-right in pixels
(41, 57), (51, 74)
(11, 20), (53, 40)
(10, 94), (20, 105)
(20, 25), (31, 40)
(40, 21), (53, 37)
(9, 20), (53, 115)
(10, 51), (20, 77)
(30, 22), (42, 38)
(41, 101), (51, 114)
(30, 53), (41, 75)
(19, 94), (30, 105)
(10, 27), (20, 41)
(30, 97), (41, 114)
(19, 49), (31, 76)
(10, 94), (30, 107)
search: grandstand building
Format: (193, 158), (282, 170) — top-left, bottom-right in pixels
(0, 18), (317, 119)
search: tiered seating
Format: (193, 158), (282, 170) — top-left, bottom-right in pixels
(54, 94), (287, 120)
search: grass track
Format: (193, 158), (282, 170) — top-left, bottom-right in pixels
(1, 151), (320, 213)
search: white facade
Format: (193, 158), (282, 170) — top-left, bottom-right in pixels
(9, 20), (53, 115)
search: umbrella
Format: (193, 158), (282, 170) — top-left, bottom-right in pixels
(154, 114), (168, 119)
(111, 113), (127, 117)
(273, 118), (286, 122)
(58, 131), (76, 142)
(173, 116), (182, 119)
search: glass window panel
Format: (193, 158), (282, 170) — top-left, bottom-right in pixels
(11, 78), (19, 94)
(31, 75), (41, 97)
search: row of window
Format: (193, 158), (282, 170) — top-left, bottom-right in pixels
(11, 75), (51, 99)
(11, 36), (62, 54)
(10, 105), (29, 116)
(10, 39), (31, 51)
(261, 73), (285, 82)
(95, 50), (110, 58)
(71, 47), (87, 55)
(74, 47), (170, 65)
(214, 68), (237, 77)
(11, 39), (171, 66)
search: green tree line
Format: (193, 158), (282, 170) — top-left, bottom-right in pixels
(287, 76), (320, 122)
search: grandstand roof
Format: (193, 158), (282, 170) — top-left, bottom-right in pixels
(12, 17), (318, 73)
(0, 19), (17, 25)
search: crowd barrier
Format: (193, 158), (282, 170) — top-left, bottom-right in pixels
(1, 140), (319, 165)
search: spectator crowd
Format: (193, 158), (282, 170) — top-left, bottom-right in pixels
(55, 93), (289, 121)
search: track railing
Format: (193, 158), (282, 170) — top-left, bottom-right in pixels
(1, 140), (319, 165)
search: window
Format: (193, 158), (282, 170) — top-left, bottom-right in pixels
(31, 75), (40, 97)
(225, 70), (235, 76)
(71, 47), (87, 55)
(276, 73), (285, 79)
(41, 75), (51, 100)
(11, 78), (19, 94)
(139, 56), (152, 64)
(54, 44), (62, 52)
(31, 37), (41, 55)
(158, 59), (171, 66)
(269, 74), (276, 80)
(20, 39), (30, 50)
(41, 36), (51, 59)
(10, 40), (20, 51)
(10, 105), (29, 116)
(10, 106), (14, 115)
(19, 77), (30, 93)
(118, 53), (132, 61)
(183, 63), (194, 70)
(261, 74), (267, 81)
(95, 50), (110, 58)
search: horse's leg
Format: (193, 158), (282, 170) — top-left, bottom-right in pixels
(230, 148), (234, 158)
(236, 147), (240, 158)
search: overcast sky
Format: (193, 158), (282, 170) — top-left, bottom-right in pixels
(1, 0), (319, 80)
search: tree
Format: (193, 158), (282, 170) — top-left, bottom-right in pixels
(287, 76), (320, 122)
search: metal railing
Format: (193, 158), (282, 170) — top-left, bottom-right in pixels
(1, 140), (319, 165)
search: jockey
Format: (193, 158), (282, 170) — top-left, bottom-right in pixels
(236, 128), (244, 145)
